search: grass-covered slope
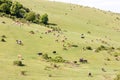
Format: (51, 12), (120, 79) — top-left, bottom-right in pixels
(0, 0), (120, 80)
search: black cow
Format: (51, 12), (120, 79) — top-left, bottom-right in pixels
(79, 58), (88, 63)
(37, 53), (43, 56)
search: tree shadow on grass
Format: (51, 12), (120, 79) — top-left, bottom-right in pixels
(48, 23), (57, 26)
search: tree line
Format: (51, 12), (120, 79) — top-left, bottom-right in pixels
(0, 0), (48, 24)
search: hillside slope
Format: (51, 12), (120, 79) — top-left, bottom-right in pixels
(0, 0), (120, 80)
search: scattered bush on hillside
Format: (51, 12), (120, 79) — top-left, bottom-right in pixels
(52, 56), (66, 63)
(87, 31), (91, 34)
(1, 35), (7, 38)
(117, 47), (120, 51)
(40, 13), (48, 24)
(95, 45), (115, 53)
(13, 60), (24, 66)
(95, 45), (108, 52)
(51, 26), (61, 31)
(116, 17), (120, 20)
(42, 54), (50, 60)
(86, 46), (92, 50)
(25, 12), (36, 22)
(71, 44), (78, 47)
(113, 52), (120, 57)
(108, 47), (115, 52)
(29, 30), (35, 34)
(42, 54), (66, 63)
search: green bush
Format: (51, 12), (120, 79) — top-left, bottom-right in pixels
(71, 44), (78, 47)
(25, 11), (36, 22)
(86, 46), (92, 50)
(42, 54), (50, 60)
(40, 13), (48, 24)
(53, 56), (66, 63)
(13, 60), (24, 66)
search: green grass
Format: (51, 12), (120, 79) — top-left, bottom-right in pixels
(0, 0), (120, 80)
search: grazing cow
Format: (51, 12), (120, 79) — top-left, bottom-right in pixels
(79, 58), (88, 63)
(53, 51), (56, 54)
(79, 58), (84, 62)
(1, 38), (6, 42)
(37, 52), (43, 56)
(73, 61), (77, 64)
(16, 40), (23, 45)
(21, 71), (26, 76)
(47, 30), (52, 33)
(83, 60), (88, 63)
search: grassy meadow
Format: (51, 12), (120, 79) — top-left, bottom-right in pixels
(0, 0), (120, 80)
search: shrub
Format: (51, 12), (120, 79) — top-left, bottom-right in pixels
(86, 46), (92, 50)
(95, 45), (108, 52)
(25, 12), (36, 22)
(40, 13), (48, 24)
(71, 44), (78, 47)
(1, 35), (6, 38)
(42, 54), (50, 60)
(53, 56), (66, 63)
(13, 60), (24, 66)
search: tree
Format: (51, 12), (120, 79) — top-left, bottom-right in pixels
(40, 13), (48, 24)
(0, 3), (9, 12)
(10, 1), (23, 17)
(18, 8), (26, 18)
(0, 0), (12, 14)
(25, 11), (36, 22)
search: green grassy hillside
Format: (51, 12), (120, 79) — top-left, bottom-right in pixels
(0, 0), (120, 80)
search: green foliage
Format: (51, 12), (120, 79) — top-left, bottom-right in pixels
(95, 45), (107, 52)
(53, 56), (66, 63)
(10, 1), (23, 17)
(0, 0), (12, 13)
(25, 12), (36, 22)
(13, 60), (24, 66)
(42, 54), (50, 60)
(42, 54), (66, 63)
(71, 44), (78, 47)
(95, 45), (115, 53)
(40, 13), (48, 24)
(0, 3), (9, 12)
